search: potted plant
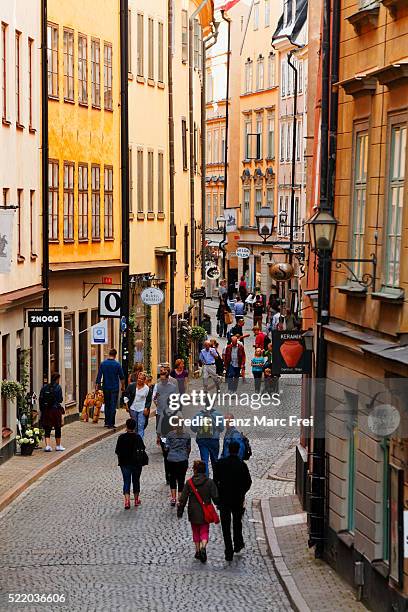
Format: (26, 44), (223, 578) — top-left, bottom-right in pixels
(16, 427), (44, 456)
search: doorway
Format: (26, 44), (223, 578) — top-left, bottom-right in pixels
(79, 312), (88, 408)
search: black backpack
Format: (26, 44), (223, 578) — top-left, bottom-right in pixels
(41, 384), (56, 408)
(241, 432), (252, 461)
(263, 334), (271, 351)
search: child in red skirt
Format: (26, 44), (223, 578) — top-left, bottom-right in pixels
(177, 460), (218, 563)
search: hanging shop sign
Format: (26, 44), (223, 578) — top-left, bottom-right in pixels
(99, 289), (122, 318)
(191, 288), (207, 300)
(206, 264), (221, 280)
(27, 310), (62, 328)
(91, 320), (108, 345)
(141, 287), (164, 306)
(272, 330), (312, 375)
(236, 247), (251, 259)
(269, 263), (295, 282)
(0, 208), (15, 274)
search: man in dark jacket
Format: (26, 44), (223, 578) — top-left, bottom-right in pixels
(224, 336), (246, 392)
(214, 441), (252, 561)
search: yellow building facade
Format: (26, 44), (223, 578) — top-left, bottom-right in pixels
(47, 0), (122, 413)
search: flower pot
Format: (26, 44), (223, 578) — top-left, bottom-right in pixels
(280, 340), (304, 369)
(20, 443), (35, 456)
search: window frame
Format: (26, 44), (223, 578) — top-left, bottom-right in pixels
(243, 187), (251, 226)
(158, 21), (164, 83)
(63, 28), (74, 102)
(1, 22), (7, 121)
(49, 159), (59, 241)
(137, 13), (144, 78)
(256, 55), (264, 91)
(91, 38), (101, 108)
(147, 149), (154, 213)
(78, 34), (88, 105)
(158, 150), (164, 214)
(148, 17), (154, 81)
(17, 188), (23, 258)
(47, 23), (58, 99)
(182, 118), (188, 171)
(28, 38), (34, 130)
(30, 189), (36, 256)
(265, 0), (271, 27)
(91, 163), (101, 240)
(78, 163), (88, 240)
(181, 10), (188, 63)
(15, 30), (22, 126)
(267, 111), (275, 159)
(63, 161), (75, 241)
(256, 113), (263, 160)
(253, 1), (260, 30)
(349, 123), (369, 280)
(104, 165), (114, 239)
(137, 147), (144, 213)
(104, 41), (113, 110)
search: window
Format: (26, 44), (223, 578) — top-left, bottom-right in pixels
(206, 193), (211, 227)
(298, 60), (303, 93)
(294, 196), (300, 230)
(253, 2), (260, 30)
(148, 18), (154, 80)
(194, 123), (198, 172)
(182, 118), (188, 170)
(158, 21), (164, 83)
(128, 9), (132, 73)
(244, 59), (252, 94)
(384, 123), (406, 288)
(256, 114), (263, 159)
(158, 151), (164, 213)
(267, 186), (274, 208)
(181, 10), (188, 63)
(194, 20), (200, 69)
(213, 129), (219, 164)
(137, 148), (144, 212)
(296, 120), (301, 161)
(244, 118), (251, 159)
(28, 38), (33, 129)
(78, 35), (88, 104)
(280, 123), (285, 161)
(206, 72), (213, 102)
(64, 314), (75, 402)
(30, 190), (36, 255)
(1, 23), (7, 120)
(221, 127), (226, 164)
(137, 14), (144, 77)
(207, 131), (212, 164)
(91, 39), (100, 107)
(49, 160), (59, 240)
(243, 188), (250, 226)
(286, 122), (292, 161)
(268, 52), (275, 87)
(104, 166), (113, 238)
(265, 0), (271, 26)
(78, 163), (88, 240)
(15, 31), (21, 125)
(213, 193), (218, 227)
(91, 164), (100, 239)
(63, 29), (74, 101)
(3, 187), (9, 207)
(184, 225), (189, 276)
(255, 187), (262, 216)
(281, 61), (286, 97)
(267, 112), (275, 158)
(104, 42), (112, 109)
(284, 0), (293, 26)
(63, 162), (74, 240)
(47, 23), (58, 97)
(17, 189), (23, 258)
(129, 146), (133, 213)
(219, 193), (224, 218)
(256, 56), (264, 90)
(147, 150), (154, 213)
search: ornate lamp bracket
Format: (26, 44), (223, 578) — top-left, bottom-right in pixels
(331, 253), (377, 289)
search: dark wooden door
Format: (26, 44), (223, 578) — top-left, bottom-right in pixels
(78, 312), (88, 409)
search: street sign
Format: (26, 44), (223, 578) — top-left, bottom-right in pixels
(206, 264), (221, 280)
(236, 247), (251, 259)
(120, 316), (127, 332)
(91, 320), (108, 344)
(98, 289), (122, 318)
(141, 287), (164, 305)
(191, 288), (206, 300)
(27, 310), (62, 328)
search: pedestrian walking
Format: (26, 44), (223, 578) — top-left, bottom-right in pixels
(253, 295), (264, 328)
(224, 336), (246, 392)
(198, 340), (220, 392)
(177, 460), (219, 563)
(143, 375), (154, 430)
(251, 348), (265, 393)
(233, 295), (245, 322)
(115, 417), (148, 509)
(218, 279), (227, 300)
(129, 362), (144, 384)
(124, 372), (150, 438)
(95, 348), (125, 429)
(214, 441), (252, 561)
(39, 372), (65, 452)
(216, 297), (229, 338)
(253, 326), (267, 351)
(170, 359), (189, 394)
(221, 415), (246, 460)
(210, 339), (225, 377)
(238, 275), (248, 302)
(153, 367), (177, 484)
(165, 417), (191, 506)
(191, 404), (224, 476)
(227, 319), (249, 344)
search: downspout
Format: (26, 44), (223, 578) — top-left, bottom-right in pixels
(41, 0), (49, 383)
(287, 52), (298, 270)
(120, 0), (130, 381)
(168, 0), (176, 332)
(220, 11), (231, 281)
(189, 0), (209, 308)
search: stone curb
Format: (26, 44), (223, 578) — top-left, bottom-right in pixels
(260, 498), (311, 612)
(0, 423), (126, 514)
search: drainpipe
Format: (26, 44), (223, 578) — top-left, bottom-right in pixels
(287, 52), (298, 269)
(189, 0), (209, 312)
(220, 11), (231, 281)
(168, 0), (176, 350)
(120, 0), (130, 381)
(41, 0), (49, 383)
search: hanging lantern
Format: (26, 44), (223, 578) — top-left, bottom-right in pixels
(269, 262), (295, 282)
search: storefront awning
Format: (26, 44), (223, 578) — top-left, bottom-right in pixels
(50, 260), (127, 273)
(0, 284), (45, 311)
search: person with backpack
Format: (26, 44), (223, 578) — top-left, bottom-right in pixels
(165, 416), (191, 506)
(115, 417), (148, 509)
(221, 415), (246, 461)
(214, 441), (252, 562)
(39, 372), (65, 452)
(191, 402), (224, 476)
(253, 295), (264, 328)
(177, 459), (219, 563)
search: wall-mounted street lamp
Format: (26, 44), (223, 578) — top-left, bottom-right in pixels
(255, 207), (276, 242)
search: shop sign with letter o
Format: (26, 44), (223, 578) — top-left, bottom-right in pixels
(99, 289), (122, 318)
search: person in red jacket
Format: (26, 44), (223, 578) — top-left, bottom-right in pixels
(224, 336), (246, 392)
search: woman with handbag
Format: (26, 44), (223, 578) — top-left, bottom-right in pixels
(177, 460), (219, 563)
(115, 417), (148, 509)
(124, 372), (149, 438)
